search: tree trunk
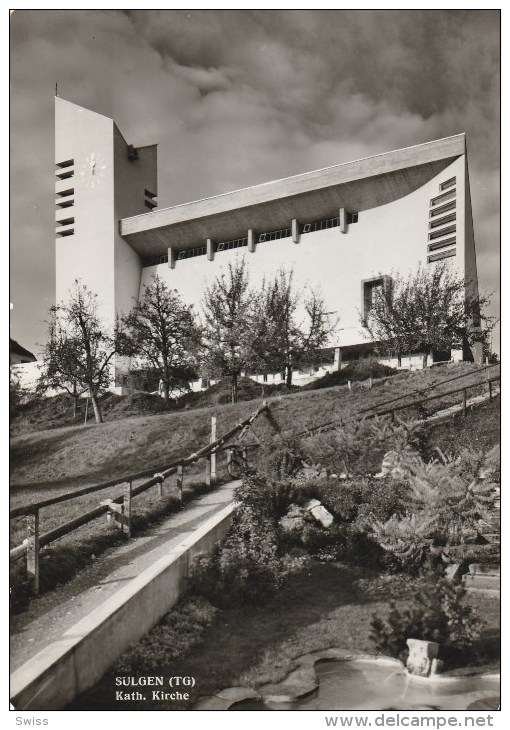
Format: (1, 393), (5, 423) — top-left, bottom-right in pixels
(163, 382), (170, 408)
(73, 382), (78, 420)
(231, 373), (238, 404)
(285, 363), (293, 388)
(422, 352), (429, 369)
(90, 392), (103, 423)
(163, 361), (171, 408)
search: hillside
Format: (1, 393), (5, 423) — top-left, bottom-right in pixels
(9, 362), (499, 612)
(10, 362), (497, 503)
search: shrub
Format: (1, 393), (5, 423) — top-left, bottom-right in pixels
(316, 480), (363, 521)
(115, 596), (217, 674)
(355, 477), (409, 529)
(300, 416), (425, 478)
(370, 567), (484, 668)
(368, 512), (437, 573)
(255, 435), (306, 482)
(367, 447), (499, 570)
(303, 360), (397, 391)
(190, 475), (308, 606)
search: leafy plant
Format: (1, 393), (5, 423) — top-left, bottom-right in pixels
(190, 474), (308, 605)
(115, 596), (217, 674)
(368, 512), (437, 571)
(370, 567), (484, 667)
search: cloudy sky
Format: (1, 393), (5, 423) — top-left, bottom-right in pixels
(10, 9), (500, 355)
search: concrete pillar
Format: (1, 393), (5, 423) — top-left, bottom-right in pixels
(247, 229), (257, 253)
(168, 246), (176, 269)
(406, 639), (440, 677)
(333, 347), (342, 371)
(292, 219), (301, 244)
(339, 208), (347, 234)
(206, 238), (215, 261)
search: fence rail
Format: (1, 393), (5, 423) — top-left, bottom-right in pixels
(10, 401), (271, 594)
(301, 365), (500, 438)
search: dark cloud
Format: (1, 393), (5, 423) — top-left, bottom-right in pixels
(10, 9), (500, 354)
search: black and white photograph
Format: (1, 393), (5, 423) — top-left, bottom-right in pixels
(9, 7), (501, 719)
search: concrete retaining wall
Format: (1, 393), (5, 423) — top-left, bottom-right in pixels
(10, 502), (235, 710)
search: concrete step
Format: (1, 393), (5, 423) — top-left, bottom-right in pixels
(480, 533), (500, 545)
(463, 573), (500, 591)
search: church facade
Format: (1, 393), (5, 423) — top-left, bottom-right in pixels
(55, 97), (480, 390)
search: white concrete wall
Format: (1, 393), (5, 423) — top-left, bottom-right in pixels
(140, 158), (466, 349)
(55, 98), (116, 327)
(10, 502), (235, 711)
(55, 100), (158, 385)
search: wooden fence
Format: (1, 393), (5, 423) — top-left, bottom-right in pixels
(301, 363), (500, 437)
(10, 401), (271, 594)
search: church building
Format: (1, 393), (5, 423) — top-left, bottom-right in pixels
(55, 97), (481, 390)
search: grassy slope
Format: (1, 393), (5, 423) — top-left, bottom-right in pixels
(10, 362), (494, 499)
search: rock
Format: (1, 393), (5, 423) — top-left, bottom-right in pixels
(406, 638), (439, 677)
(304, 499), (334, 528)
(279, 504), (307, 533)
(216, 687), (260, 703)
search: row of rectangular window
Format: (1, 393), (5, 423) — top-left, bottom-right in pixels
(427, 177), (456, 264)
(142, 213), (358, 267)
(217, 237), (248, 252)
(177, 246), (207, 260)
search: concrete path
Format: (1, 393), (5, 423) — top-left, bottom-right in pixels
(10, 481), (238, 672)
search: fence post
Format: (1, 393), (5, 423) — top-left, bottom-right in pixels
(205, 455), (212, 487)
(177, 464), (184, 505)
(158, 479), (164, 499)
(347, 380), (351, 392)
(369, 376), (373, 389)
(123, 480), (132, 538)
(210, 416), (217, 482)
(462, 389), (467, 416)
(489, 380), (493, 400)
(26, 510), (40, 595)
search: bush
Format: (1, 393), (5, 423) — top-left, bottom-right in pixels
(303, 360), (398, 391)
(115, 596), (217, 674)
(300, 416), (425, 478)
(313, 479), (363, 522)
(255, 435), (306, 482)
(354, 477), (409, 529)
(370, 567), (484, 668)
(190, 474), (308, 606)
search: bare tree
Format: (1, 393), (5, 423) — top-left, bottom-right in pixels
(253, 269), (338, 387)
(120, 275), (200, 407)
(363, 262), (496, 367)
(201, 258), (255, 404)
(40, 281), (118, 423)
